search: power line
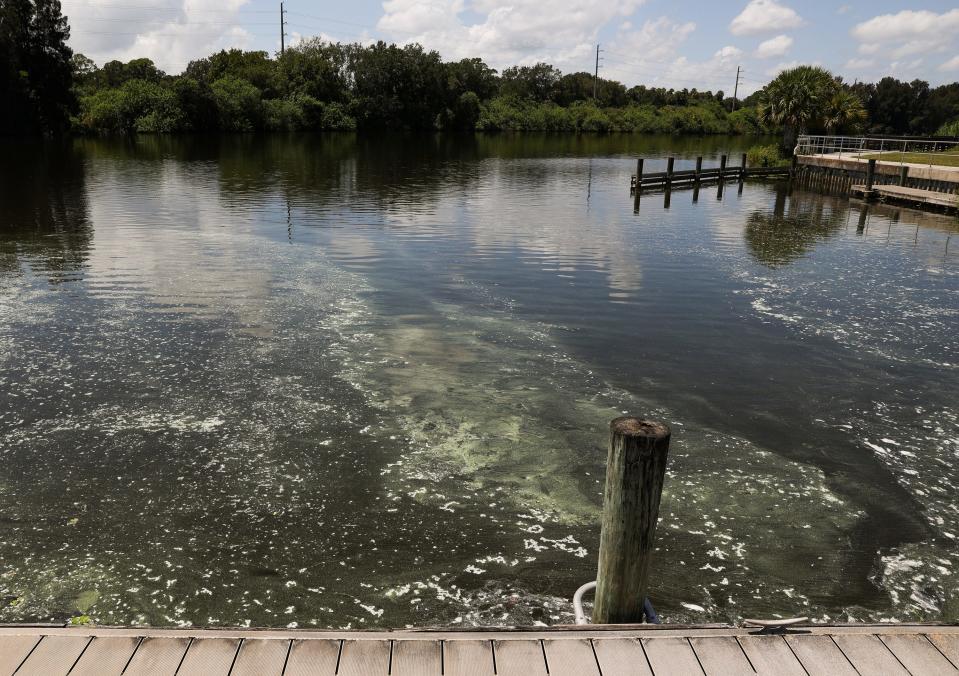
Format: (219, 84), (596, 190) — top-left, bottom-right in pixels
(64, 2), (275, 13)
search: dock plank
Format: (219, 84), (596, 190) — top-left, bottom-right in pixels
(13, 635), (90, 676)
(642, 637), (705, 676)
(592, 637), (653, 676)
(443, 639), (495, 676)
(784, 635), (857, 676)
(737, 635), (805, 676)
(229, 638), (290, 676)
(0, 636), (40, 675)
(832, 633), (910, 675)
(176, 637), (240, 676)
(391, 639), (441, 675)
(283, 638), (340, 676)
(0, 623), (957, 675)
(689, 636), (753, 676)
(542, 638), (601, 676)
(880, 634), (959, 675)
(336, 639), (390, 676)
(69, 636), (141, 676)
(122, 637), (191, 676)
(929, 633), (959, 667)
(493, 639), (547, 676)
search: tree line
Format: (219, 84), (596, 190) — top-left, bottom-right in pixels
(4, 0), (959, 138)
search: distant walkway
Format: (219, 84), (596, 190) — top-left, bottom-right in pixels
(802, 152), (959, 176)
(1, 623), (957, 674)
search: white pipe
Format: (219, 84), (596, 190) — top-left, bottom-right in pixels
(572, 581), (597, 625)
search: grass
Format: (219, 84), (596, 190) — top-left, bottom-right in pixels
(859, 151), (959, 167)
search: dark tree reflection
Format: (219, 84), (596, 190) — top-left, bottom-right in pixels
(0, 141), (91, 284)
(745, 187), (847, 268)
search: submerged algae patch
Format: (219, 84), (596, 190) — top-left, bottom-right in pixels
(335, 303), (623, 524)
(329, 292), (873, 623)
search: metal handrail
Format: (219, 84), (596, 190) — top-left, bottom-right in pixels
(796, 135), (959, 168)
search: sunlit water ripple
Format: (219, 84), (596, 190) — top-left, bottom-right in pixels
(0, 134), (956, 627)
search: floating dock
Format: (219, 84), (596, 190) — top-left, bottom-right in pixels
(796, 154), (959, 213)
(1, 623), (957, 675)
(851, 184), (959, 210)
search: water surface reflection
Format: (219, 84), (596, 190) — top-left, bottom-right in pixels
(0, 134), (957, 628)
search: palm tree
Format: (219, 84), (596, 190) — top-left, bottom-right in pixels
(824, 89), (867, 134)
(758, 66), (836, 153)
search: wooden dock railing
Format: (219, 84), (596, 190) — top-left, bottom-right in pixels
(630, 155), (791, 192)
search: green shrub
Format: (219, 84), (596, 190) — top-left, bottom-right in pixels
(936, 119), (959, 136)
(746, 144), (788, 167)
(319, 101), (356, 130)
(211, 76), (262, 131)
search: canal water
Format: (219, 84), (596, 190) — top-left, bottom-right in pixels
(0, 134), (956, 628)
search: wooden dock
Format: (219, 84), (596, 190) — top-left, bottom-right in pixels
(630, 155), (790, 193)
(1, 624), (957, 675)
(851, 183), (959, 210)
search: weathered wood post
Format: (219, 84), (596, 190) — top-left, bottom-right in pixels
(865, 158), (877, 192)
(593, 417), (671, 624)
(665, 157), (674, 187)
(694, 156), (703, 183)
(740, 152), (748, 178)
(719, 154), (728, 178)
(635, 158), (644, 192)
(899, 165), (909, 187)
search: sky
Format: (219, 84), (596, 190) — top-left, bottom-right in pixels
(60, 0), (959, 96)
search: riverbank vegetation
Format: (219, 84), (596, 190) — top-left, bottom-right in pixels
(4, 0), (959, 138)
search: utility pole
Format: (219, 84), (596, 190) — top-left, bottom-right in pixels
(732, 65), (741, 111)
(593, 44), (603, 101)
(280, 2), (286, 55)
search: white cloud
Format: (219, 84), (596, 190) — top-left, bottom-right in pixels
(837, 5), (851, 15)
(940, 55), (959, 72)
(755, 34), (792, 59)
(714, 45), (743, 60)
(61, 0), (253, 73)
(765, 59), (808, 77)
(730, 0), (804, 36)
(599, 19), (755, 94)
(376, 0), (647, 72)
(844, 58), (874, 70)
(851, 9), (959, 63)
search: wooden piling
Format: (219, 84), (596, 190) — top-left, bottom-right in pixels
(865, 158), (877, 191)
(665, 157), (674, 187)
(694, 156), (703, 183)
(719, 154), (727, 178)
(593, 417), (671, 625)
(740, 153), (747, 179)
(899, 165), (909, 187)
(636, 158), (644, 189)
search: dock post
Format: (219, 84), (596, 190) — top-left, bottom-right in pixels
(790, 154), (798, 179)
(636, 158), (644, 192)
(865, 158), (876, 192)
(665, 157), (674, 187)
(899, 165), (909, 187)
(740, 152), (747, 178)
(695, 156), (703, 183)
(719, 154), (727, 179)
(593, 417), (671, 624)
